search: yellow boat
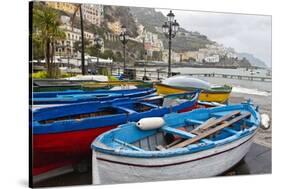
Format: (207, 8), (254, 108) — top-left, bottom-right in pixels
(155, 83), (232, 103)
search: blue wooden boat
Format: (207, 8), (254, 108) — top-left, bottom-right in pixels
(91, 101), (260, 184)
(32, 91), (199, 179)
(31, 88), (156, 105)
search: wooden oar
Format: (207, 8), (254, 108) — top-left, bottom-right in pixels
(169, 112), (251, 149)
(191, 117), (217, 133)
(191, 111), (241, 135)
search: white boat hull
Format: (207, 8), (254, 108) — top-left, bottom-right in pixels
(92, 133), (255, 184)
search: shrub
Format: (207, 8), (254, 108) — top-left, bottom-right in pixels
(108, 76), (118, 81)
(32, 71), (48, 79)
(60, 72), (71, 78)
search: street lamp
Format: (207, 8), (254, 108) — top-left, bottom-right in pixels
(66, 41), (71, 69)
(162, 10), (179, 77)
(94, 35), (103, 74)
(119, 25), (129, 75)
(142, 35), (148, 80)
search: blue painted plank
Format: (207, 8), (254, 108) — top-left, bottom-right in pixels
(184, 119), (204, 125)
(161, 126), (213, 144)
(112, 106), (137, 114)
(140, 102), (159, 108)
(161, 126), (195, 139)
(113, 139), (145, 151)
(223, 128), (239, 134)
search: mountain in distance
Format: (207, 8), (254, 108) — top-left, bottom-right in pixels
(129, 7), (213, 52)
(237, 52), (268, 68)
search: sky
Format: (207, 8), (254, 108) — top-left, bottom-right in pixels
(157, 9), (272, 67)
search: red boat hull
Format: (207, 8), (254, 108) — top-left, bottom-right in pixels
(33, 125), (116, 176)
(178, 103), (198, 113)
(32, 103), (199, 178)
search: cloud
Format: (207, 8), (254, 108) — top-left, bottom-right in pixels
(158, 9), (272, 66)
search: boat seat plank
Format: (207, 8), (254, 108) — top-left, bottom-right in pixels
(184, 119), (204, 125)
(161, 126), (195, 139)
(191, 111), (241, 135)
(113, 139), (145, 151)
(112, 106), (137, 114)
(223, 128), (239, 134)
(143, 95), (163, 101)
(140, 102), (159, 108)
(170, 112), (251, 149)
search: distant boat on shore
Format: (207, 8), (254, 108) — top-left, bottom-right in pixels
(155, 76), (232, 103)
(32, 88), (156, 105)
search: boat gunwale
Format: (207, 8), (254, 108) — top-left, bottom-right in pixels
(32, 88), (156, 99)
(31, 88), (157, 105)
(32, 91), (199, 134)
(92, 128), (257, 159)
(94, 132), (256, 167)
(33, 91), (198, 121)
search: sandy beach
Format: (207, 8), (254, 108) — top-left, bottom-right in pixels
(229, 92), (272, 148)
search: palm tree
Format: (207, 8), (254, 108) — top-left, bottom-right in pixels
(33, 3), (65, 78)
(72, 4), (86, 75)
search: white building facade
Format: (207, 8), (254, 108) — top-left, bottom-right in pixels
(76, 4), (104, 26)
(55, 24), (104, 57)
(204, 55), (220, 63)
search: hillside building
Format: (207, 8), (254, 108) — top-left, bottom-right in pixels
(143, 31), (164, 56)
(55, 25), (104, 57)
(76, 4), (104, 27)
(204, 55), (220, 63)
(179, 51), (199, 62)
(162, 50), (181, 63)
(46, 1), (77, 14)
(46, 2), (104, 26)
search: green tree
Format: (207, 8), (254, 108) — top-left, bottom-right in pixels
(152, 51), (162, 61)
(86, 46), (100, 57)
(102, 49), (114, 59)
(115, 51), (123, 62)
(32, 37), (44, 61)
(33, 3), (65, 78)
